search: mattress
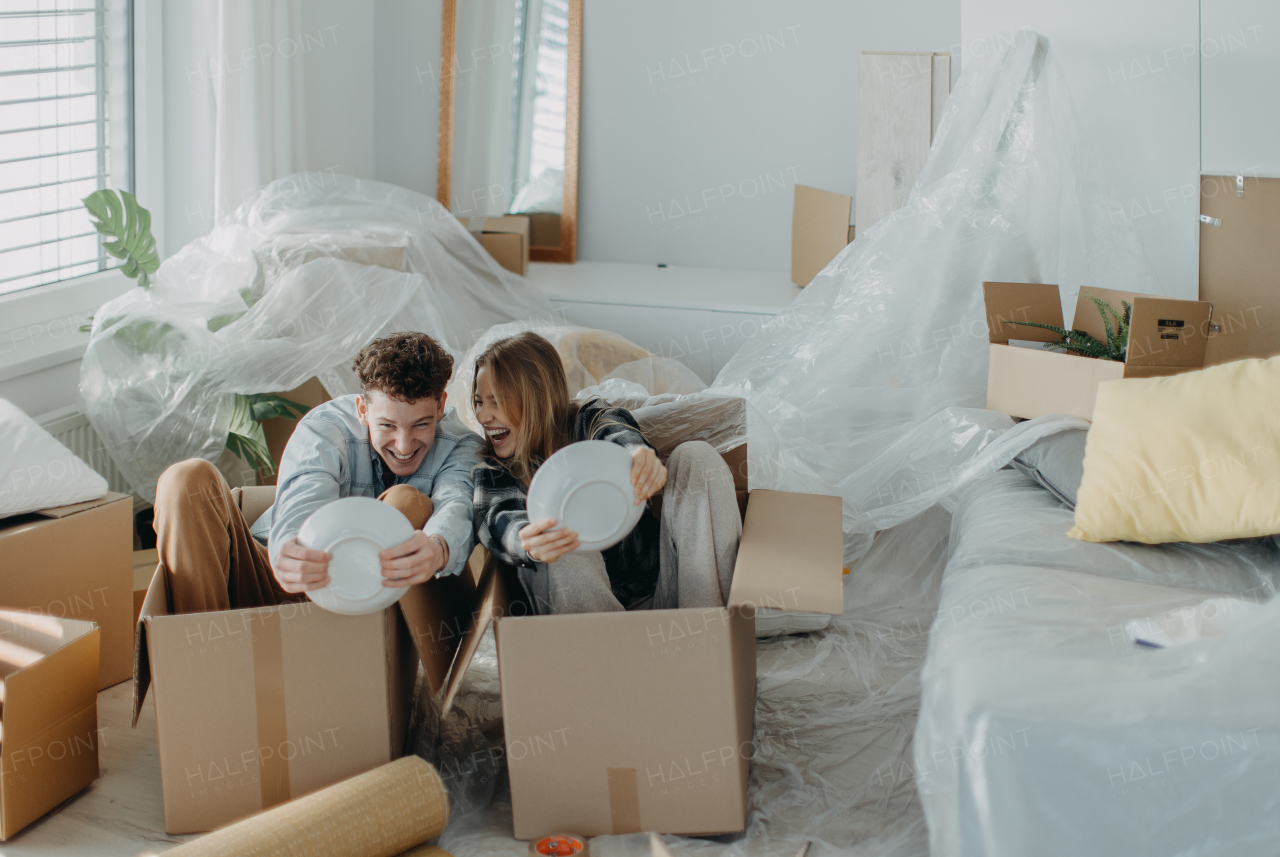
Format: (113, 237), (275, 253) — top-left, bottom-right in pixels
(918, 469), (1280, 857)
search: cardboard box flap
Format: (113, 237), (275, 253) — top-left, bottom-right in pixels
(396, 556), (478, 697)
(440, 558), (517, 717)
(727, 490), (843, 616)
(982, 282), (1062, 344)
(791, 185), (853, 287)
(132, 565), (170, 727)
(3, 622), (98, 740)
(1125, 296), (1213, 370)
(0, 610), (97, 662)
(34, 491), (129, 519)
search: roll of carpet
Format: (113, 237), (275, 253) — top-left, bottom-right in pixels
(164, 756), (450, 857)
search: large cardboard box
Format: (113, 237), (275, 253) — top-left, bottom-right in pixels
(0, 493), (134, 689)
(443, 487), (843, 839)
(983, 282), (1214, 421)
(0, 611), (100, 840)
(1199, 174), (1280, 365)
(133, 550), (477, 834)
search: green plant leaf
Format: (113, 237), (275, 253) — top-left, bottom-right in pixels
(83, 189), (160, 288)
(1008, 319), (1073, 339)
(243, 393), (311, 422)
(206, 312), (244, 332)
(226, 394), (276, 474)
(226, 430), (274, 474)
(224, 394), (313, 475)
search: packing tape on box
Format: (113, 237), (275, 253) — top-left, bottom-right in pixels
(162, 756), (449, 857)
(252, 607), (291, 810)
(528, 834), (591, 857)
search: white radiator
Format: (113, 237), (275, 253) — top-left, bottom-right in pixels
(36, 406), (142, 508)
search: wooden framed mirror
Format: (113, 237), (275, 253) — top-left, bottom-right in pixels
(437, 0), (581, 263)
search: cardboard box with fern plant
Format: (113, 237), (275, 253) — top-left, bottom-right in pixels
(982, 282), (1215, 421)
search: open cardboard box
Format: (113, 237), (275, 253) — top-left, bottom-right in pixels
(983, 282), (1214, 421)
(461, 215), (531, 276)
(439, 461), (843, 839)
(0, 493), (134, 689)
(132, 486), (481, 834)
(0, 610), (100, 840)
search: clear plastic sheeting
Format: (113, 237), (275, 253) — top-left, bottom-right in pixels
(79, 173), (553, 500)
(916, 469), (1280, 857)
(446, 320), (707, 436)
(407, 28), (1216, 857)
(711, 29), (1163, 567)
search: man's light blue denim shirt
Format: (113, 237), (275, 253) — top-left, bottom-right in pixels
(249, 394), (482, 577)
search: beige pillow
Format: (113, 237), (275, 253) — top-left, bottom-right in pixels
(1069, 356), (1280, 544)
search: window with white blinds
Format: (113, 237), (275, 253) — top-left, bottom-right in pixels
(0, 0), (133, 296)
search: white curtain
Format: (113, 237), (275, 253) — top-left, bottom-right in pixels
(210, 0), (307, 220)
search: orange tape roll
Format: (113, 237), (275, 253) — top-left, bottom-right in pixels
(529, 834), (590, 857)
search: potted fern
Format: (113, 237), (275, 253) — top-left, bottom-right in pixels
(1010, 289), (1132, 362)
(82, 189), (309, 476)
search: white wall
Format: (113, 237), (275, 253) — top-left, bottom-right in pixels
(578, 0), (960, 272)
(961, 1), (1202, 299)
(373, 0), (442, 197)
(161, 1), (382, 255)
(1201, 0), (1280, 177)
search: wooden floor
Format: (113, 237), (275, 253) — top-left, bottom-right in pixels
(4, 682), (197, 857)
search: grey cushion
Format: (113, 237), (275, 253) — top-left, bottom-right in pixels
(1011, 428), (1088, 509)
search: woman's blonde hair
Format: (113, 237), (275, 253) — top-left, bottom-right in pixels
(473, 332), (576, 485)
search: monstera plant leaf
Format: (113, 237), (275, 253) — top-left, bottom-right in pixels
(224, 394), (312, 476)
(83, 189), (160, 287)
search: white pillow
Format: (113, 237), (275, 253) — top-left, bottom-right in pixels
(0, 399), (109, 518)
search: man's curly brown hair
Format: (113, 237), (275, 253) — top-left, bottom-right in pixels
(352, 332), (453, 402)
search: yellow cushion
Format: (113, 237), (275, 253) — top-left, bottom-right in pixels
(1069, 356), (1280, 544)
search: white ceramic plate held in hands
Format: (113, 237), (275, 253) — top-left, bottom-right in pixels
(297, 496), (416, 615)
(527, 440), (645, 554)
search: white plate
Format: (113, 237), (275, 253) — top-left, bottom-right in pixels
(297, 496), (416, 616)
(527, 440), (645, 553)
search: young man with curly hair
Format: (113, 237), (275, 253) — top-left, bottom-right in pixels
(152, 332), (483, 613)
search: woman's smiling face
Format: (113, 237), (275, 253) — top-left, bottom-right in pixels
(473, 365), (517, 458)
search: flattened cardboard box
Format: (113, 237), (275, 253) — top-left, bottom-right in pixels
(983, 282), (1214, 420)
(0, 493), (133, 689)
(444, 488), (843, 839)
(791, 185), (852, 287)
(1199, 174), (1280, 365)
(133, 562), (475, 834)
(0, 611), (100, 840)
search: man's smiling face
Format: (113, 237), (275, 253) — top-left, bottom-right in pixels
(356, 390), (446, 477)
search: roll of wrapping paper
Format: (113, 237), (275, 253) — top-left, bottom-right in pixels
(529, 834), (591, 857)
(164, 756), (450, 857)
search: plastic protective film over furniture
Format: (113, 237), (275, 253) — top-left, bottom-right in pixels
(406, 29), (1280, 857)
(79, 26), (1280, 857)
(79, 175), (555, 500)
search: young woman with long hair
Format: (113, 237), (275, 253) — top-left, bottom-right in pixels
(470, 331), (741, 614)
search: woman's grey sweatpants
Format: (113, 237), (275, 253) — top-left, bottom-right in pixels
(518, 440), (742, 613)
